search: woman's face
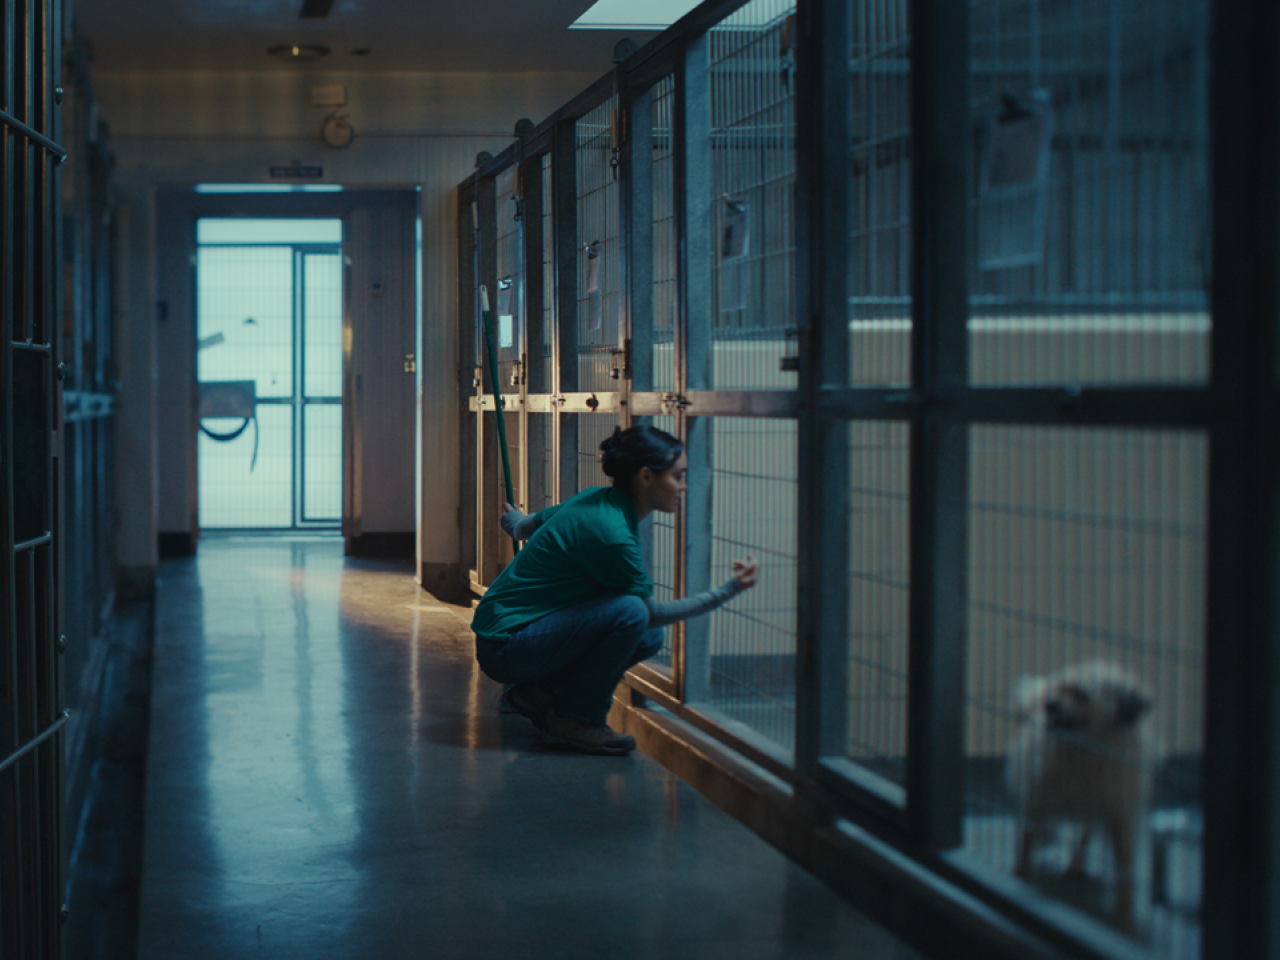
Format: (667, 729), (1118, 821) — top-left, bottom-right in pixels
(646, 454), (688, 514)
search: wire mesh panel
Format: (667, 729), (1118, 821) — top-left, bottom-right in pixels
(502, 401), (523, 507)
(576, 96), (623, 394)
(963, 425), (1204, 953)
(706, 418), (798, 751)
(848, 0), (912, 387)
(494, 165), (523, 375)
(526, 414), (555, 514)
(845, 420), (911, 787)
(968, 0), (1210, 386)
(539, 155), (556, 390)
(523, 157), (556, 514)
(567, 413), (614, 495)
(641, 414), (680, 673)
(650, 74), (679, 396)
(709, 0), (798, 391)
(302, 404), (342, 522)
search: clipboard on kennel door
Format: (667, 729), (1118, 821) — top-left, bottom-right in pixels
(198, 380), (260, 470)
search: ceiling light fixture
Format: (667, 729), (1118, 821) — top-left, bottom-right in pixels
(570, 0), (699, 30)
(267, 43), (331, 62)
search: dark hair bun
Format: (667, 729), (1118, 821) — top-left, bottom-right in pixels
(599, 425), (683, 486)
(599, 429), (629, 479)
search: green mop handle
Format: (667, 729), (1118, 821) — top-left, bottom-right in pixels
(479, 285), (516, 510)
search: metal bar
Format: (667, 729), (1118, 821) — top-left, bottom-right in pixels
(622, 667), (797, 785)
(553, 119), (580, 501)
(624, 81), (655, 402)
(519, 393), (631, 414)
(679, 35), (712, 399)
(1, 3), (19, 945)
(816, 386), (1215, 428)
(480, 287), (516, 507)
(1202, 0), (1280, 955)
(676, 32), (713, 705)
(794, 0), (854, 783)
(0, 109), (66, 163)
(630, 391), (802, 418)
(561, 392), (624, 414)
(476, 174), (501, 584)
(18, 104), (33, 347)
(687, 389), (799, 418)
(906, 0), (969, 851)
(0, 710), (69, 776)
(520, 154), (550, 514)
(522, 153), (549, 507)
(2, 60), (10, 356)
(811, 757), (909, 827)
(14, 533), (53, 555)
(457, 187), (480, 576)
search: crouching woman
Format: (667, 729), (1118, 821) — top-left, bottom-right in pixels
(471, 424), (758, 755)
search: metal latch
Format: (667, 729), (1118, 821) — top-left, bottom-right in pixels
(779, 327), (800, 372)
(609, 340), (631, 380)
(659, 393), (691, 416)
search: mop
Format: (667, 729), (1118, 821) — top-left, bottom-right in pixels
(480, 282), (523, 716)
(479, 284), (517, 518)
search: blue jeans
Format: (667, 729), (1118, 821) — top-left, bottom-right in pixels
(475, 594), (664, 726)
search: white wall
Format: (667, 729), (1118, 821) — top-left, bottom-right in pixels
(100, 69), (601, 589)
(113, 198), (160, 580)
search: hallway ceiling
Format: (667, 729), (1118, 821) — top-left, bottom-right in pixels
(73, 0), (654, 74)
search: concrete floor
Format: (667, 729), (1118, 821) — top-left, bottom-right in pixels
(135, 537), (923, 960)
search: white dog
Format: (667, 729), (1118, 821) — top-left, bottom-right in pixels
(1006, 660), (1158, 934)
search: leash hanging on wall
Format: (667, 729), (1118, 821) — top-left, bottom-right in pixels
(198, 380), (260, 471)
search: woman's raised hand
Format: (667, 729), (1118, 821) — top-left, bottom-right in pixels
(732, 555), (759, 588)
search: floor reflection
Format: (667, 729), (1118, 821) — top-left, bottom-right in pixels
(142, 537), (925, 960)
(196, 540), (360, 948)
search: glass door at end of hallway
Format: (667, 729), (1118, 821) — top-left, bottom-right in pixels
(196, 218), (344, 531)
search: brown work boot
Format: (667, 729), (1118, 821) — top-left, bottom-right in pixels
(540, 714), (636, 755)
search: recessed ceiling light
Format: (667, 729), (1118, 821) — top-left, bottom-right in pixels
(267, 43), (331, 62)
